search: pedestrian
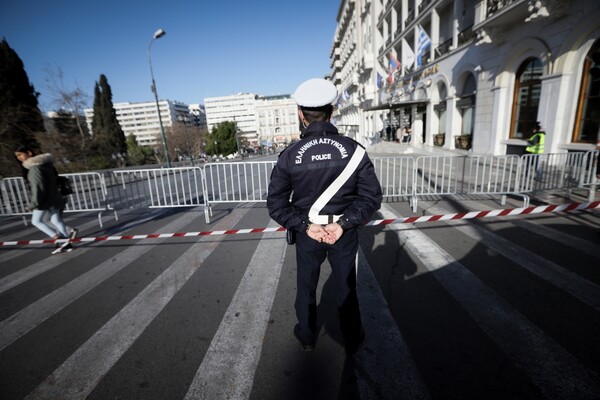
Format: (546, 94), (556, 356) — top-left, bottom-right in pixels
(395, 125), (403, 142)
(525, 121), (545, 179)
(402, 126), (412, 143)
(15, 146), (77, 253)
(267, 78), (382, 354)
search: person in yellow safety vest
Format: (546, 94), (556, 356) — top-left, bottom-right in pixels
(526, 122), (545, 154)
(525, 122), (545, 179)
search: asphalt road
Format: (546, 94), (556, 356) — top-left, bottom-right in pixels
(1, 190), (599, 399)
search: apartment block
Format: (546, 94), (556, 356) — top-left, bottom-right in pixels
(84, 100), (195, 147)
(204, 93), (301, 149)
(255, 95), (300, 147)
(204, 93), (259, 146)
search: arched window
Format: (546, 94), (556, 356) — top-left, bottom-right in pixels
(573, 40), (600, 143)
(510, 58), (543, 139)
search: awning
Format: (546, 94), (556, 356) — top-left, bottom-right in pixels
(364, 99), (429, 111)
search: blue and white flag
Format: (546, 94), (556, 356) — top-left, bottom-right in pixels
(377, 72), (383, 90)
(416, 25), (431, 68)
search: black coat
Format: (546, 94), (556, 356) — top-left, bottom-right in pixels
(22, 153), (66, 211)
(267, 121), (382, 231)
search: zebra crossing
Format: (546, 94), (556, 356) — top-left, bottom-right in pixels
(1, 194), (599, 399)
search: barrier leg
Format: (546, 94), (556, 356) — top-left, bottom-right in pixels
(204, 204), (211, 224)
(410, 196), (418, 213)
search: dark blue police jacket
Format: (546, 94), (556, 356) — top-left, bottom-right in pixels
(267, 121), (382, 232)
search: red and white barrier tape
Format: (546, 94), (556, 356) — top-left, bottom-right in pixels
(2, 201), (599, 247)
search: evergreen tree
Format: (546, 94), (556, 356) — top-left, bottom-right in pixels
(126, 134), (155, 166)
(206, 121), (238, 157)
(0, 38), (43, 178)
(90, 74), (127, 168)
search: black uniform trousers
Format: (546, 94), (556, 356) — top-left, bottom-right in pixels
(294, 228), (362, 346)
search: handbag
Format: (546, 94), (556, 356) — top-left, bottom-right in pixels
(286, 229), (296, 245)
(57, 176), (73, 196)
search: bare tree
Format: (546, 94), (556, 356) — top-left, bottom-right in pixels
(167, 121), (206, 164)
(43, 65), (91, 170)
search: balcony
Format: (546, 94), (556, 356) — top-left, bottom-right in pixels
(458, 25), (475, 46)
(418, 0), (433, 14)
(395, 23), (404, 37)
(349, 72), (360, 88)
(361, 53), (374, 71)
(487, 0), (520, 17)
(435, 38), (452, 57)
(404, 11), (415, 26)
(474, 0), (528, 29)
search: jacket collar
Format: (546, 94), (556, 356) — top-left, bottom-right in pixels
(301, 121), (339, 138)
(22, 153), (54, 169)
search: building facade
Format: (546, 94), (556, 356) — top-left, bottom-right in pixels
(204, 93), (302, 149)
(255, 95), (300, 148)
(331, 0), (600, 155)
(84, 100), (194, 147)
(204, 93), (259, 146)
(188, 104), (207, 130)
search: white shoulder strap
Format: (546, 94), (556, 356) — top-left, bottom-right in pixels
(308, 145), (365, 223)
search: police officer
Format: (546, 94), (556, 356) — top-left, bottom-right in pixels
(267, 78), (382, 353)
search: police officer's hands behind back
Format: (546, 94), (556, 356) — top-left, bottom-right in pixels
(324, 223), (343, 244)
(307, 223), (328, 243)
(306, 223), (343, 244)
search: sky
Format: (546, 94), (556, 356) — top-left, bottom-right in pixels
(0, 0), (340, 112)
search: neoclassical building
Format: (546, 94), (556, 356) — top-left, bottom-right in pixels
(331, 0), (600, 155)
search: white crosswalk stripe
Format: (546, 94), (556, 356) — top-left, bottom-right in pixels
(184, 220), (287, 400)
(421, 201), (600, 311)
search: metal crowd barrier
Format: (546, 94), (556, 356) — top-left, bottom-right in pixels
(202, 161), (277, 223)
(0, 172), (115, 227)
(111, 167), (205, 211)
(372, 156), (414, 200)
(0, 177), (30, 225)
(518, 152), (597, 200)
(2, 151), (597, 227)
(467, 155), (525, 206)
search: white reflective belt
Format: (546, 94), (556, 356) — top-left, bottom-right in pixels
(308, 145), (365, 225)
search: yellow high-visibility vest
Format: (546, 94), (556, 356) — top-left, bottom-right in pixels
(526, 132), (545, 154)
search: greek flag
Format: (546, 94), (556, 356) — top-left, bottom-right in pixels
(416, 25), (431, 68)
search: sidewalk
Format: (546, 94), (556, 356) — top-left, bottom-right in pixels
(366, 139), (461, 158)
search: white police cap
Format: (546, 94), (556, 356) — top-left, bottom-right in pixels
(293, 78), (338, 107)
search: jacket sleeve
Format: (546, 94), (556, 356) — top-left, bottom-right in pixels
(337, 155), (382, 229)
(267, 160), (309, 232)
(27, 168), (44, 210)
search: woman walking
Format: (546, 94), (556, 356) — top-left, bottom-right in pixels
(15, 146), (77, 253)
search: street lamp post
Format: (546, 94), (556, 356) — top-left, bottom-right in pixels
(148, 28), (171, 168)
